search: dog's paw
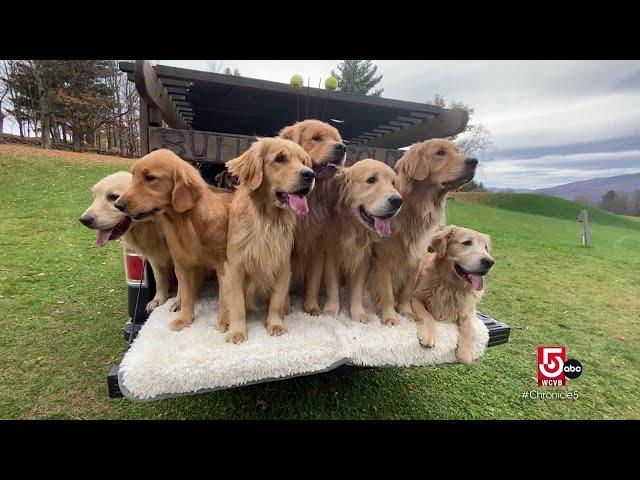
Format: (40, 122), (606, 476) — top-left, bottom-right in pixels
(145, 299), (161, 313)
(323, 303), (339, 317)
(352, 312), (371, 324)
(266, 322), (287, 336)
(456, 348), (474, 365)
(169, 318), (192, 332)
(418, 328), (436, 348)
(226, 329), (247, 344)
(169, 299), (181, 312)
(381, 313), (400, 326)
(304, 303), (322, 316)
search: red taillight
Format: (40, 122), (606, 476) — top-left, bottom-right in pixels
(124, 248), (147, 286)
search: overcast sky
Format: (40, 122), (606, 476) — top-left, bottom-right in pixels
(7, 60), (638, 189)
(159, 60), (640, 189)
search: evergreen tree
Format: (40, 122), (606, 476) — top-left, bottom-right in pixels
(331, 60), (383, 96)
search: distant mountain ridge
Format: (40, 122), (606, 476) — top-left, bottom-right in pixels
(533, 173), (640, 202)
(487, 187), (534, 193)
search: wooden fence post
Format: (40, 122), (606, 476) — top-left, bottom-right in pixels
(577, 209), (591, 247)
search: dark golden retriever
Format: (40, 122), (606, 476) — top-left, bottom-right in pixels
(114, 149), (233, 332)
(278, 119), (346, 315)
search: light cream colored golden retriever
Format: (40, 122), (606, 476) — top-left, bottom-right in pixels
(371, 139), (478, 326)
(114, 149), (233, 332)
(222, 138), (315, 343)
(323, 159), (402, 323)
(279, 119), (347, 315)
(411, 225), (494, 364)
(80, 171), (175, 313)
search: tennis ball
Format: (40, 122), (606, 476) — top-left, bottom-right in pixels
(290, 74), (304, 88)
(325, 76), (338, 91)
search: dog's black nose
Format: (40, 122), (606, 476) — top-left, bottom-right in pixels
(114, 201), (127, 213)
(334, 143), (346, 154)
(79, 215), (94, 227)
(300, 169), (315, 184)
(388, 195), (403, 210)
(481, 257), (494, 269)
(465, 158), (478, 168)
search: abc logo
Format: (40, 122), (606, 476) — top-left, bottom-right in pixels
(563, 359), (582, 379)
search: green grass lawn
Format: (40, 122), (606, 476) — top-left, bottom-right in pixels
(1, 148), (639, 419)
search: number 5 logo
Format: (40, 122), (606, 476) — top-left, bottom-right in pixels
(538, 346), (566, 386)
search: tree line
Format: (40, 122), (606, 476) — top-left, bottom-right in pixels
(575, 190), (640, 216)
(0, 60), (140, 156)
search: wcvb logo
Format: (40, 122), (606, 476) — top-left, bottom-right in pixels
(537, 346), (582, 386)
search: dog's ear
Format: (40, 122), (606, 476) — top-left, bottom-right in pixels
(172, 162), (204, 213)
(279, 123), (302, 144)
(395, 144), (429, 192)
(407, 144), (430, 181)
(429, 225), (455, 259)
(226, 143), (264, 191)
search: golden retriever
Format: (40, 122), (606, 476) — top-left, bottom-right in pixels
(278, 119), (346, 315)
(370, 139), (478, 325)
(80, 171), (175, 313)
(323, 159), (402, 323)
(114, 149), (233, 332)
(411, 225), (494, 364)
(222, 138), (315, 343)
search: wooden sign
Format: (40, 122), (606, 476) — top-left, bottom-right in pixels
(148, 127), (405, 167)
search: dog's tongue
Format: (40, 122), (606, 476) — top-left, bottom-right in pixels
(468, 273), (484, 291)
(286, 194), (309, 215)
(96, 229), (112, 247)
(373, 217), (391, 238)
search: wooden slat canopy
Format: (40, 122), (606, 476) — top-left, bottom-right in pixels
(119, 61), (469, 149)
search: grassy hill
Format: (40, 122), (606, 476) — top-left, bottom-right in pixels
(1, 145), (639, 419)
(452, 192), (640, 231)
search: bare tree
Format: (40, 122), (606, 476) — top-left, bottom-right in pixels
(456, 123), (494, 157)
(574, 195), (591, 206)
(430, 94), (494, 158)
(600, 190), (629, 215)
(0, 65), (7, 142)
(207, 60), (224, 73)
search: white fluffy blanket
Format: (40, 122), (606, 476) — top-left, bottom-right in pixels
(119, 285), (489, 401)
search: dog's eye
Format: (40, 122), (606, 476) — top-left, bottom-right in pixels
(312, 134), (322, 142)
(485, 245), (489, 251)
(367, 176), (377, 184)
(436, 148), (447, 156)
(107, 193), (120, 202)
(462, 240), (472, 246)
(144, 173), (156, 182)
(275, 153), (286, 163)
